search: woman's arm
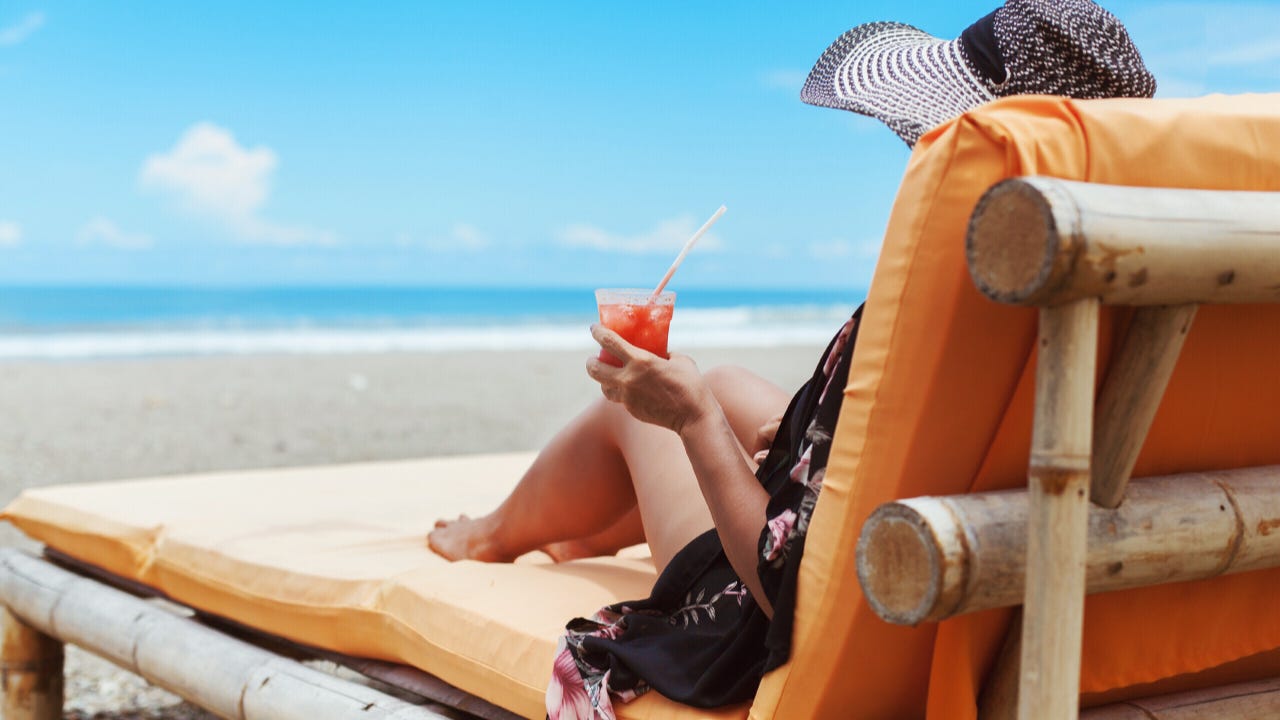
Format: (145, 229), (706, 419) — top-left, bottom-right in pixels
(677, 404), (775, 618)
(587, 324), (775, 618)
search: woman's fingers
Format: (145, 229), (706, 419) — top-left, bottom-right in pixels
(588, 324), (647, 404)
(585, 339), (639, 405)
(590, 324), (645, 365)
(585, 354), (620, 382)
(599, 377), (621, 402)
(753, 413), (784, 455)
(586, 326), (714, 433)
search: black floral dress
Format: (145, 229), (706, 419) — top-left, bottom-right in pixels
(546, 307), (862, 719)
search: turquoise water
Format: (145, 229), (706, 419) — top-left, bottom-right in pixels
(0, 286), (864, 358)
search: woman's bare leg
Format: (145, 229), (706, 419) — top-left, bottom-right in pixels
(704, 365), (792, 455)
(542, 506), (645, 562)
(429, 398), (709, 571)
(540, 367), (792, 562)
(428, 365), (790, 570)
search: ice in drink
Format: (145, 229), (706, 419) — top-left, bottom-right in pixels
(595, 289), (675, 367)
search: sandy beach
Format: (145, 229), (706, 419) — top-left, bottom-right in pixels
(0, 344), (823, 718)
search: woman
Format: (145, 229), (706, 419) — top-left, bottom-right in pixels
(430, 2), (1156, 717)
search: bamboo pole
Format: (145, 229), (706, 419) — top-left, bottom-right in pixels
(855, 466), (1280, 624)
(965, 177), (1280, 306)
(1, 607), (62, 720)
(1091, 304), (1198, 508)
(1080, 677), (1280, 719)
(190, 612), (526, 720)
(1018, 299), (1098, 720)
(0, 549), (447, 720)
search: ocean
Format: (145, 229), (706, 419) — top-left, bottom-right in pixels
(0, 286), (864, 359)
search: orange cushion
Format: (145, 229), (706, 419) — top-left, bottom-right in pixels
(751, 93), (1280, 720)
(3, 454), (745, 720)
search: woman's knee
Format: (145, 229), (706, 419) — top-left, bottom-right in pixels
(705, 366), (788, 410)
(703, 365), (760, 400)
(703, 365), (790, 443)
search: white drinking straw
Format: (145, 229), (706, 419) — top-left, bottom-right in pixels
(651, 205), (726, 300)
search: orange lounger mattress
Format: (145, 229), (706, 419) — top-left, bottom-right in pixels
(2, 454), (733, 719)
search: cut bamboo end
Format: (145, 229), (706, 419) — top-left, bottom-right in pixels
(856, 467), (1280, 625)
(966, 177), (1076, 306)
(855, 501), (961, 626)
(967, 177), (1280, 306)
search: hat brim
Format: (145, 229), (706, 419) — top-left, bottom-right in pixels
(801, 22), (994, 146)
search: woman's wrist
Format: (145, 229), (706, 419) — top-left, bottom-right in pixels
(674, 387), (722, 439)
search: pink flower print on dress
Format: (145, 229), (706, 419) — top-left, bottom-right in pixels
(789, 445), (812, 485)
(594, 618), (626, 641)
(761, 509), (798, 562)
(590, 608), (626, 639)
(546, 645), (598, 719)
(594, 670), (618, 719)
(819, 316), (856, 403)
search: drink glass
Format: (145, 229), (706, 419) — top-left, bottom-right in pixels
(595, 289), (676, 367)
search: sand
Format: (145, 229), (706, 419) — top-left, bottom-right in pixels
(0, 344), (824, 717)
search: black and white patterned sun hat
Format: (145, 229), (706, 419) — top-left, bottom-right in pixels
(801, 0), (1157, 147)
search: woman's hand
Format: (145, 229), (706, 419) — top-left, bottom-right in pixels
(750, 412), (785, 464)
(585, 324), (715, 435)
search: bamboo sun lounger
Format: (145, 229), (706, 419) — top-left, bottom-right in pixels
(4, 93), (1280, 720)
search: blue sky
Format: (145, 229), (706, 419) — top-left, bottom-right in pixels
(1, 1), (1278, 290)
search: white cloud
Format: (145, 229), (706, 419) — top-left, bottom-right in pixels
(140, 122), (334, 245)
(0, 12), (44, 47)
(557, 215), (724, 254)
(0, 220), (21, 247)
(443, 222), (489, 251)
(76, 217), (152, 250)
(141, 123), (275, 220)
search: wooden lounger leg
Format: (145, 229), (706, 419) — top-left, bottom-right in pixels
(1, 606), (63, 720)
(978, 610), (1021, 720)
(1018, 299), (1099, 720)
(1090, 304), (1197, 508)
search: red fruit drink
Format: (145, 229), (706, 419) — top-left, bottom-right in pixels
(595, 289), (676, 367)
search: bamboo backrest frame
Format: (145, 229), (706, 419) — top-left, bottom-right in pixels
(857, 177), (1280, 719)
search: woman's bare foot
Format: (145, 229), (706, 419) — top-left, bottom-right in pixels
(427, 514), (515, 562)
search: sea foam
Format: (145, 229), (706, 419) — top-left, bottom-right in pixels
(0, 304), (854, 360)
